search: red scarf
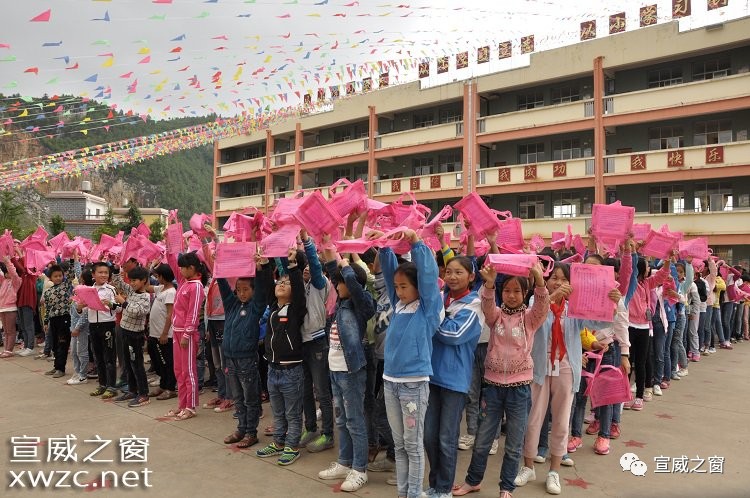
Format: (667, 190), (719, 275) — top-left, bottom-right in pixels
(549, 299), (567, 365)
(444, 288), (470, 309)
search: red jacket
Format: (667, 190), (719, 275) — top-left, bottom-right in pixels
(13, 258), (37, 309)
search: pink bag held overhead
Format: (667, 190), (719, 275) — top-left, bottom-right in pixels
(582, 352), (632, 409)
(640, 229), (680, 260)
(496, 217), (525, 251)
(328, 178), (367, 218)
(678, 237), (710, 261)
(165, 210), (184, 256)
(419, 205), (453, 251)
(591, 201), (634, 246)
(294, 191), (344, 240)
(632, 223), (651, 242)
(454, 192), (510, 238)
(190, 213), (213, 238)
(485, 253), (554, 277)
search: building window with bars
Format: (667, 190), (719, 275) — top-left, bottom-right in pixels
(354, 165), (368, 182)
(333, 168), (352, 181)
(517, 92), (544, 110)
(647, 67), (683, 88)
(693, 57), (731, 81)
(694, 120), (732, 146)
(414, 113), (435, 128)
(552, 192), (581, 218)
(648, 126), (685, 150)
(438, 151), (462, 172)
(333, 129), (353, 143)
(519, 143), (545, 164)
(551, 86), (580, 104)
(519, 194), (545, 219)
(439, 109), (463, 124)
(552, 138), (582, 160)
(412, 157), (434, 176)
(649, 186), (685, 214)
(694, 182), (733, 212)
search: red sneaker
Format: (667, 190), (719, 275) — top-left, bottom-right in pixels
(585, 420), (600, 435)
(610, 423), (621, 439)
(593, 436), (610, 455)
(567, 436), (583, 453)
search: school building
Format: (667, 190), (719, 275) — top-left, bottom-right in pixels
(213, 16), (750, 266)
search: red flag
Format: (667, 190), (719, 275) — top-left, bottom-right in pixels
(30, 9), (51, 22)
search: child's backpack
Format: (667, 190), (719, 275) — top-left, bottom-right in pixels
(695, 278), (708, 303)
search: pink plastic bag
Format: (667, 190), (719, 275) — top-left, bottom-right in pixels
(375, 227), (413, 255)
(334, 238), (376, 254)
(591, 201), (634, 245)
(454, 192), (510, 237)
(135, 223), (151, 238)
(259, 223), (300, 258)
(189, 213), (213, 238)
(48, 232), (70, 255)
(328, 178), (367, 218)
(294, 191), (344, 240)
(213, 241), (257, 278)
(0, 232), (15, 259)
(485, 254), (554, 277)
(582, 352), (632, 409)
(632, 223), (651, 242)
(496, 217), (524, 251)
(640, 230), (680, 260)
(419, 205), (453, 251)
(529, 234), (546, 253)
(25, 248), (56, 274)
(678, 237), (709, 261)
(271, 194), (305, 225)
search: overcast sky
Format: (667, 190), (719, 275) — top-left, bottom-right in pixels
(1, 0), (748, 119)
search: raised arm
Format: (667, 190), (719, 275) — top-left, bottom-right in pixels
(379, 247), (399, 308)
(436, 297), (481, 345)
(340, 262), (375, 321)
(303, 235), (327, 290)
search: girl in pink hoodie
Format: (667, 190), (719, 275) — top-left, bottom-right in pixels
(1, 255), (22, 357)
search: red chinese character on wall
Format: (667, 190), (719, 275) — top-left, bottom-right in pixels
(524, 164), (537, 180)
(706, 145), (724, 164)
(640, 4), (658, 26)
(437, 56), (449, 74)
(609, 12), (626, 34)
(410, 177), (421, 191)
(430, 176), (441, 189)
(477, 46), (490, 64)
(418, 62), (429, 78)
(498, 168), (511, 182)
(498, 41), (512, 60)
(707, 0), (729, 11)
(630, 154), (647, 170)
(456, 51), (469, 69)
(580, 20), (596, 41)
(391, 180), (401, 193)
(672, 0), (691, 18)
(521, 35), (534, 54)
(667, 150), (684, 167)
(553, 162), (567, 177)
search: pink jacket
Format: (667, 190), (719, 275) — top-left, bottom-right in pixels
(481, 285), (550, 385)
(0, 261), (22, 312)
(172, 278), (204, 336)
(628, 263), (671, 327)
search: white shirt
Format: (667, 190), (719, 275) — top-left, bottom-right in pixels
(149, 285), (176, 339)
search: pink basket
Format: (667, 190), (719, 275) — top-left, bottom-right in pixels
(189, 213), (213, 238)
(496, 217), (524, 251)
(678, 237), (709, 261)
(485, 253), (554, 277)
(328, 178), (367, 217)
(582, 352), (632, 409)
(454, 192), (510, 237)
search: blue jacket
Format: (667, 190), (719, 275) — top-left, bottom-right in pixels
(431, 290), (482, 393)
(219, 263), (271, 359)
(381, 241), (443, 379)
(326, 261), (376, 373)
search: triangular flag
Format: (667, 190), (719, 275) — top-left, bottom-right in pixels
(30, 9), (52, 22)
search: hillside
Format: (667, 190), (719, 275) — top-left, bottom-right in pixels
(0, 94), (216, 226)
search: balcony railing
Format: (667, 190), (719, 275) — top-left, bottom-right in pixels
(477, 99), (593, 135)
(373, 172), (463, 196)
(215, 194), (265, 212)
(603, 140), (750, 176)
(217, 157), (266, 178)
(476, 157), (593, 187)
(301, 138), (368, 163)
(607, 72), (750, 116)
(376, 121), (463, 150)
(271, 152), (289, 168)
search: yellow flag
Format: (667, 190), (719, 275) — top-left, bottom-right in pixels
(138, 47), (151, 55)
(102, 57), (114, 68)
(18, 109), (28, 117)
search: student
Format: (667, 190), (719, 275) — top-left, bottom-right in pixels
(220, 255), (272, 449)
(67, 269), (92, 385)
(112, 267), (152, 407)
(379, 229), (442, 498)
(203, 276), (230, 412)
(256, 248), (307, 466)
(41, 258), (77, 376)
(86, 262), (118, 399)
(147, 264), (177, 400)
(424, 256), (482, 498)
(11, 254), (37, 357)
(317, 242), (376, 492)
(164, 251), (207, 421)
(453, 262), (549, 498)
(0, 255), (22, 358)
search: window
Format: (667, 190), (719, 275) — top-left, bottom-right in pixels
(694, 120), (732, 145)
(552, 192), (581, 218)
(649, 186), (685, 214)
(517, 92), (544, 110)
(438, 151), (461, 172)
(519, 143), (545, 164)
(519, 194), (545, 219)
(414, 113), (434, 128)
(333, 129), (352, 143)
(221, 150), (234, 163)
(694, 182), (733, 212)
(354, 165), (368, 182)
(241, 182), (260, 196)
(412, 157), (434, 176)
(648, 126), (684, 150)
(552, 139), (582, 160)
(693, 57), (731, 81)
(647, 67), (683, 88)
(333, 168), (352, 181)
(551, 86), (580, 104)
(354, 125), (368, 139)
(439, 109), (463, 124)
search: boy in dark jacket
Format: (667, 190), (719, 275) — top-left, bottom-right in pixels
(316, 243), (376, 492)
(256, 248), (307, 466)
(220, 254), (272, 449)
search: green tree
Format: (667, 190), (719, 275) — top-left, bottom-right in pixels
(91, 207), (119, 243)
(0, 191), (27, 235)
(120, 204), (143, 234)
(148, 218), (166, 243)
(50, 215), (66, 236)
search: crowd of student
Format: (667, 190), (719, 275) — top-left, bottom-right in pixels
(1, 216), (749, 498)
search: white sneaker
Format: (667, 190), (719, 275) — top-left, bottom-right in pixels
(66, 376), (88, 385)
(652, 384), (662, 396)
(678, 368), (689, 377)
(149, 378), (161, 387)
(561, 455), (575, 467)
(534, 454), (547, 463)
(319, 462), (351, 480)
(340, 469), (367, 492)
(458, 434), (475, 450)
(546, 471), (561, 495)
(17, 348), (33, 357)
(630, 382), (636, 393)
(514, 466), (536, 487)
(489, 438), (499, 455)
(386, 473), (397, 486)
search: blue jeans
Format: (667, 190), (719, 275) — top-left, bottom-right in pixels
(711, 306), (725, 345)
(672, 311), (688, 372)
(207, 320), (226, 399)
(721, 302), (734, 344)
(652, 319), (667, 384)
(464, 384), (531, 493)
(331, 368), (368, 472)
(384, 380), (429, 498)
(595, 342), (621, 438)
(662, 322), (674, 382)
(571, 357), (594, 438)
(464, 343), (502, 439)
(226, 356), (261, 438)
(70, 329), (89, 378)
(268, 364), (305, 448)
(18, 306), (35, 351)
(424, 384), (466, 494)
(302, 336), (334, 437)
(373, 360), (395, 459)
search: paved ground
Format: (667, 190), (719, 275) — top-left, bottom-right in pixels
(1, 343), (748, 497)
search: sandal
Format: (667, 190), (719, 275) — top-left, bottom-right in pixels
(224, 432), (244, 445)
(174, 409), (196, 421)
(157, 390), (177, 401)
(236, 435), (259, 449)
(264, 425), (275, 436)
(452, 483), (482, 496)
(164, 408), (181, 417)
